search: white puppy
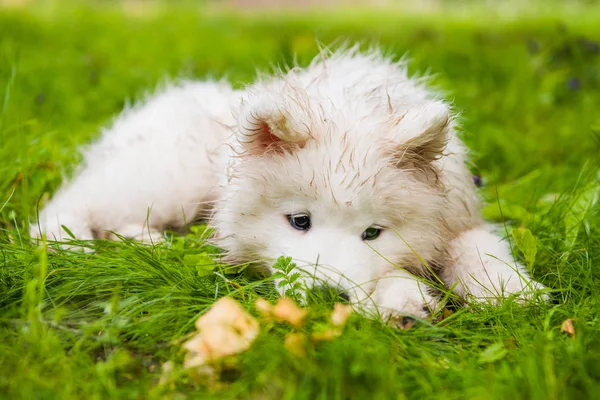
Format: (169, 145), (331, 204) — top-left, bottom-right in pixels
(31, 47), (545, 322)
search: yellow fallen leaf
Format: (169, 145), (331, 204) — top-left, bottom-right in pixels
(255, 298), (274, 316)
(284, 332), (308, 357)
(194, 297), (258, 335)
(330, 303), (352, 327)
(442, 308), (455, 320)
(183, 297), (259, 368)
(561, 318), (576, 337)
(272, 297), (308, 328)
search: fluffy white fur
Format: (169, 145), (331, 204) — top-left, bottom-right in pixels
(31, 47), (546, 323)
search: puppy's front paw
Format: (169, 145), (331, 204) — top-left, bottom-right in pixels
(30, 215), (95, 251)
(458, 263), (548, 305)
(111, 224), (165, 244)
(356, 270), (440, 328)
(373, 289), (438, 328)
(446, 226), (549, 305)
(498, 276), (548, 303)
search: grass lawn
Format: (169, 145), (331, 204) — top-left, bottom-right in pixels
(1, 2), (600, 399)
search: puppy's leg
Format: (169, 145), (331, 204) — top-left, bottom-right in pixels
(443, 226), (546, 303)
(30, 207), (94, 243)
(105, 224), (164, 244)
(31, 81), (236, 247)
(359, 269), (440, 325)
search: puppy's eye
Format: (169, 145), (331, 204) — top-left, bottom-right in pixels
(287, 214), (311, 231)
(362, 226), (382, 241)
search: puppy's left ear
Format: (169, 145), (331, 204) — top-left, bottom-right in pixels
(236, 92), (313, 156)
(388, 101), (451, 167)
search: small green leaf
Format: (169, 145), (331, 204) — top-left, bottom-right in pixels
(187, 224), (215, 238)
(478, 342), (507, 364)
(272, 272), (285, 280)
(564, 182), (599, 252)
(169, 236), (185, 251)
(288, 272), (302, 283)
(277, 280), (288, 288)
(183, 253), (217, 277)
(188, 225), (207, 235)
(273, 256), (295, 272)
(512, 227), (537, 268)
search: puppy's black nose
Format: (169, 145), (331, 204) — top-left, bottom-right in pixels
(311, 285), (350, 302)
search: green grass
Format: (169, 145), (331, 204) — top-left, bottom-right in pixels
(1, 2), (600, 399)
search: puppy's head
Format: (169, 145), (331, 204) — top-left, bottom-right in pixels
(214, 86), (451, 303)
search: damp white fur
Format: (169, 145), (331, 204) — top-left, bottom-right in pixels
(31, 47), (546, 322)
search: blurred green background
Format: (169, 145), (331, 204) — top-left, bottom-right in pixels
(1, 1), (599, 399)
(1, 0), (599, 223)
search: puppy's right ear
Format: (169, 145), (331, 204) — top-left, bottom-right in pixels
(388, 101), (452, 167)
(236, 94), (312, 155)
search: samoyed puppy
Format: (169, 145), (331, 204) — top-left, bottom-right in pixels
(31, 46), (545, 322)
